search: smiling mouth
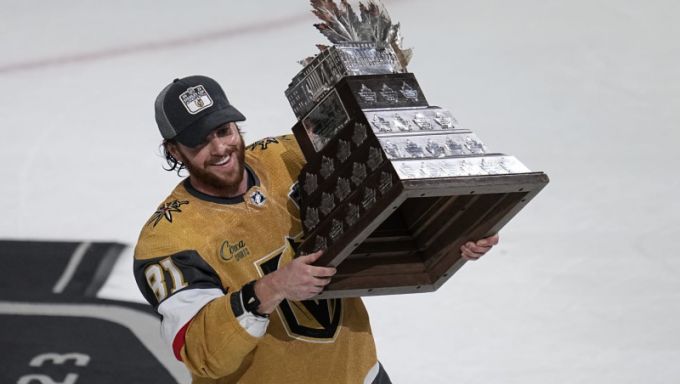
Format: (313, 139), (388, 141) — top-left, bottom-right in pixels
(211, 154), (232, 166)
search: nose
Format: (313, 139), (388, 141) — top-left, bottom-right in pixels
(207, 134), (230, 154)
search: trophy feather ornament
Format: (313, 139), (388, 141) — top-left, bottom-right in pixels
(305, 0), (413, 69)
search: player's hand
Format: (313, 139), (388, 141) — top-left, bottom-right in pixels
(270, 250), (336, 301)
(460, 234), (499, 261)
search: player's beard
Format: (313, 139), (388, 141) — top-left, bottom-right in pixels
(179, 140), (247, 197)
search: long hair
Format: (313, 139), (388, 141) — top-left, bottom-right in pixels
(161, 139), (186, 176)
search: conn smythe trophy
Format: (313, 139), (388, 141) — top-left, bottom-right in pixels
(286, 0), (549, 298)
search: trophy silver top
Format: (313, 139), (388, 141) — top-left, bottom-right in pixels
(286, 1), (414, 119)
(304, 0), (412, 69)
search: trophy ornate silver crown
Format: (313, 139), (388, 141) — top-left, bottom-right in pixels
(287, 0), (549, 298)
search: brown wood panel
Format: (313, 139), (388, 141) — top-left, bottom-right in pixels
(399, 196), (450, 232)
(428, 191), (528, 281)
(312, 173), (549, 297)
(335, 254), (426, 275)
(421, 193), (502, 268)
(323, 270), (432, 292)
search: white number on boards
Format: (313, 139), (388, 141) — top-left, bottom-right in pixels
(17, 352), (90, 384)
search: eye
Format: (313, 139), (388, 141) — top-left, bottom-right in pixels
(215, 125), (232, 138)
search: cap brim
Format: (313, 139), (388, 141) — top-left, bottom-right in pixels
(175, 106), (246, 147)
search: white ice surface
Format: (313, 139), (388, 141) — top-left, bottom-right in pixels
(2, 1), (679, 383)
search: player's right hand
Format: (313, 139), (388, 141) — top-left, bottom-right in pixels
(255, 250), (337, 312)
(274, 250), (336, 301)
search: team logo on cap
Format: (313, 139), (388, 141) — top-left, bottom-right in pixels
(179, 85), (213, 114)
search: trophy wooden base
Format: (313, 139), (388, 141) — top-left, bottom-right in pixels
(314, 172), (548, 299)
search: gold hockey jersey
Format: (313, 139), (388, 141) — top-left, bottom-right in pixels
(134, 135), (379, 384)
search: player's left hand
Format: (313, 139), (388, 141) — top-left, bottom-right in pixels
(460, 234), (499, 261)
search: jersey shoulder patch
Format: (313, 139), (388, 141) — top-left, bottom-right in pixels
(136, 190), (198, 261)
(146, 199), (190, 228)
(247, 136), (281, 151)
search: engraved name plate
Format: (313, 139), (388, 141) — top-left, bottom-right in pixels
(301, 90), (350, 152)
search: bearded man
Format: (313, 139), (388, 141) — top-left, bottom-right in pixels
(133, 75), (498, 384)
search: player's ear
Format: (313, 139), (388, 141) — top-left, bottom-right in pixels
(165, 140), (181, 161)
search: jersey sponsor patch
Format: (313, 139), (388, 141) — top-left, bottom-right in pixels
(179, 85), (213, 114)
(219, 239), (251, 262)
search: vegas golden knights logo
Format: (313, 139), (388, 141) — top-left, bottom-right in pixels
(148, 200), (189, 227)
(247, 137), (279, 151)
(258, 239), (342, 342)
(179, 85), (213, 114)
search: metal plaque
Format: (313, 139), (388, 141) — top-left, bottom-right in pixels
(301, 90), (350, 152)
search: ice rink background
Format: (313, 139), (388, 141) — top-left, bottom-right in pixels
(1, 0), (679, 383)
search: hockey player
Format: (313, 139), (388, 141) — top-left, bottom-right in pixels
(133, 75), (498, 383)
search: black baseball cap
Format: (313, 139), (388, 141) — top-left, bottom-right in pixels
(154, 75), (246, 147)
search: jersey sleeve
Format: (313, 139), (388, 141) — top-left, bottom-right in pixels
(133, 249), (263, 379)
